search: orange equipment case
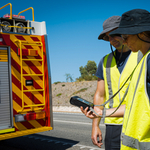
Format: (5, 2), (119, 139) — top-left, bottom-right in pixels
(0, 3), (53, 140)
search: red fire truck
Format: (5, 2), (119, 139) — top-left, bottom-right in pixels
(0, 3), (53, 140)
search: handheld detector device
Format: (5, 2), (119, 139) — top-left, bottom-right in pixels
(70, 96), (94, 111)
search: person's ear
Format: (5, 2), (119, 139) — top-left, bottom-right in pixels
(139, 32), (145, 38)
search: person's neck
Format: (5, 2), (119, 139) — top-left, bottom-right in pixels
(116, 45), (130, 53)
(141, 43), (150, 55)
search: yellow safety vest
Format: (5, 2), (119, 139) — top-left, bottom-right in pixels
(121, 51), (150, 150)
(103, 51), (142, 124)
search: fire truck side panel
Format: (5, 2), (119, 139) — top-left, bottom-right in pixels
(0, 32), (53, 140)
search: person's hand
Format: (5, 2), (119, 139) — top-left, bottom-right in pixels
(80, 106), (102, 119)
(80, 107), (97, 119)
(91, 126), (103, 148)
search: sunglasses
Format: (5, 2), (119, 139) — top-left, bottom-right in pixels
(121, 34), (129, 42)
(109, 34), (122, 38)
(104, 34), (121, 40)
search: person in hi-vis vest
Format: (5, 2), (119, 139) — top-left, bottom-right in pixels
(81, 9), (150, 150)
(86, 16), (142, 150)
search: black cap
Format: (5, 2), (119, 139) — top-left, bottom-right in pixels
(109, 9), (150, 35)
(98, 16), (121, 41)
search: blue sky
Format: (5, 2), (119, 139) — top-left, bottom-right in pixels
(1, 0), (150, 83)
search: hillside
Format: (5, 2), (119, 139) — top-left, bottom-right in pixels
(52, 80), (97, 107)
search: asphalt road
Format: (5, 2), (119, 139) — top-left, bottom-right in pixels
(0, 112), (106, 150)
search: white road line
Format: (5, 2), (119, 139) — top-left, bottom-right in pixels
(54, 119), (105, 126)
(54, 112), (83, 115)
(73, 143), (105, 150)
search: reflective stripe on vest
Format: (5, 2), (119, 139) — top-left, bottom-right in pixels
(105, 53), (114, 108)
(103, 51), (143, 125)
(122, 133), (150, 150)
(121, 52), (150, 150)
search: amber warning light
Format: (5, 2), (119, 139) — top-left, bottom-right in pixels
(15, 111), (46, 122)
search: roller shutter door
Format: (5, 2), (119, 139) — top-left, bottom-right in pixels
(0, 47), (13, 130)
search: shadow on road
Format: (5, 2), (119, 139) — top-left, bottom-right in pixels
(0, 134), (79, 150)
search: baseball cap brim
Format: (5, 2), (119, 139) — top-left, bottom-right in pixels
(98, 25), (119, 40)
(109, 25), (150, 35)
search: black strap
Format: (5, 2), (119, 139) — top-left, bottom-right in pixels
(110, 44), (124, 65)
(137, 34), (150, 43)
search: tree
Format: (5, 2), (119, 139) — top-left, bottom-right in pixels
(79, 66), (88, 77)
(65, 73), (74, 82)
(85, 60), (97, 76)
(77, 60), (98, 81)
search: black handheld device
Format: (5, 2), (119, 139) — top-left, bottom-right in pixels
(70, 96), (94, 111)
